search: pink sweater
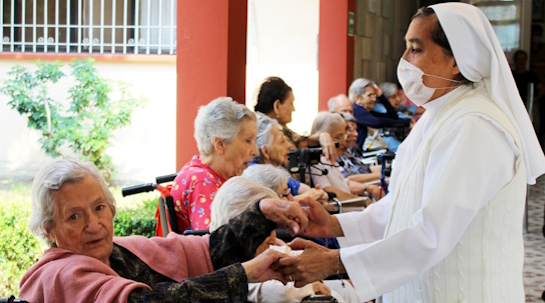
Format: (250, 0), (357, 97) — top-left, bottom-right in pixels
(19, 234), (213, 303)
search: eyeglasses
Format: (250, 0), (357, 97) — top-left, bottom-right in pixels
(278, 187), (291, 199)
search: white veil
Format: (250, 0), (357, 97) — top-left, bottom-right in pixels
(430, 2), (545, 184)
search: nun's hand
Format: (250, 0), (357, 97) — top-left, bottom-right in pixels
(259, 198), (309, 235)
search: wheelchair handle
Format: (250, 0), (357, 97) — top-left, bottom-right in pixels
(156, 173), (178, 184)
(0, 296), (29, 303)
(122, 183), (157, 197)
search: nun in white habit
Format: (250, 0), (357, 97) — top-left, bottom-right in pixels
(277, 2), (545, 303)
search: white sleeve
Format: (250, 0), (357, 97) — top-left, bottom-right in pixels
(247, 281), (315, 303)
(339, 115), (520, 301)
(335, 193), (393, 247)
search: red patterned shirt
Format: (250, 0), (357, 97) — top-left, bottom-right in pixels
(170, 156), (226, 231)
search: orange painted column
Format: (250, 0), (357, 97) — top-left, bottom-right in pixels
(176, 0), (247, 170)
(318, 0), (355, 111)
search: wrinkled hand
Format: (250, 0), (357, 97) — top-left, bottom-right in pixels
(312, 282), (331, 296)
(294, 188), (328, 204)
(242, 249), (288, 284)
(296, 196), (339, 238)
(319, 133), (338, 164)
(260, 198), (309, 235)
(276, 238), (338, 287)
(374, 83), (383, 97)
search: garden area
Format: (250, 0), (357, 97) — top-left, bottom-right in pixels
(0, 179), (158, 296)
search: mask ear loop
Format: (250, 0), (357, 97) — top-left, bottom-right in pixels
(422, 73), (464, 89)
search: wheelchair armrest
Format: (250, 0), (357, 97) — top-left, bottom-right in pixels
(183, 229), (210, 236)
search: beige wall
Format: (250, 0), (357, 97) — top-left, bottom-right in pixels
(0, 59), (176, 184)
(353, 0), (417, 84)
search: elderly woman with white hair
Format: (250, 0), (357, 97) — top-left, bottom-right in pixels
(19, 159), (311, 303)
(164, 97), (258, 234)
(242, 164), (293, 200)
(349, 78), (411, 149)
(309, 112), (371, 202)
(249, 117), (328, 201)
(210, 176), (359, 303)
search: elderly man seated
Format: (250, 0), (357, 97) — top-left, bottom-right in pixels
(251, 115), (327, 202)
(19, 159), (311, 303)
(328, 94), (354, 116)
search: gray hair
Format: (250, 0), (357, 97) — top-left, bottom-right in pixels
(340, 112), (357, 123)
(29, 158), (117, 247)
(194, 97), (257, 155)
(255, 116), (281, 162)
(348, 78), (374, 103)
(327, 94), (343, 112)
(379, 82), (398, 99)
(242, 164), (290, 192)
(209, 177), (277, 232)
(311, 112), (346, 135)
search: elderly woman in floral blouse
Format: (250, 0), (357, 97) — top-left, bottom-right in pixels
(160, 97), (259, 234)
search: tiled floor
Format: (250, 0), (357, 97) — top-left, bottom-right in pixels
(524, 177), (545, 302)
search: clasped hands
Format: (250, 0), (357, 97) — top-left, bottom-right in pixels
(243, 197), (345, 287)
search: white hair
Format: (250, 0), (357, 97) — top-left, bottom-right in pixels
(194, 97), (256, 155)
(379, 82), (398, 99)
(327, 94), (346, 112)
(311, 111), (346, 135)
(348, 78), (374, 103)
(209, 177), (277, 232)
(29, 158), (117, 247)
(256, 116), (280, 161)
(242, 164), (290, 192)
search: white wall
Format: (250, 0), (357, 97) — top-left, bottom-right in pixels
(0, 59), (176, 184)
(246, 0), (320, 136)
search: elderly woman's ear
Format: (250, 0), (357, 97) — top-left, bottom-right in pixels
(260, 146), (271, 161)
(212, 137), (227, 155)
(273, 99), (281, 116)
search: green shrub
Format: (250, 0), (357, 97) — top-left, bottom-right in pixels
(0, 184), (46, 297)
(114, 198), (158, 238)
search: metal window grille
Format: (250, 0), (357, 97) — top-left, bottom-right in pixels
(1, 0), (176, 55)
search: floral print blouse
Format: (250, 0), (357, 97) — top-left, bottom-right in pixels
(170, 155), (227, 232)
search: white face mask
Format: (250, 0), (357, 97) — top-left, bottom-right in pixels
(397, 58), (462, 106)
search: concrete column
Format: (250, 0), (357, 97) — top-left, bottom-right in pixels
(176, 0), (247, 170)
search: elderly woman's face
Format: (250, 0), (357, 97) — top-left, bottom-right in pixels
(355, 86), (377, 112)
(263, 126), (291, 167)
(388, 88), (402, 109)
(345, 121), (358, 149)
(221, 119), (259, 178)
(402, 15), (460, 101)
(275, 90), (295, 126)
(329, 120), (348, 151)
(47, 175), (114, 266)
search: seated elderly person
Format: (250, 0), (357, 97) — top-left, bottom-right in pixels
(210, 176), (359, 303)
(328, 94), (354, 116)
(338, 113), (383, 201)
(164, 97), (258, 233)
(251, 116), (328, 201)
(255, 76), (338, 163)
(349, 78), (411, 149)
(374, 82), (417, 152)
(243, 164), (334, 211)
(19, 159), (310, 303)
(309, 112), (373, 203)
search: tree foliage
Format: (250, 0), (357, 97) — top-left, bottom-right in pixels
(1, 58), (146, 183)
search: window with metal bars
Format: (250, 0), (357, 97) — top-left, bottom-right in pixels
(1, 0), (177, 55)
